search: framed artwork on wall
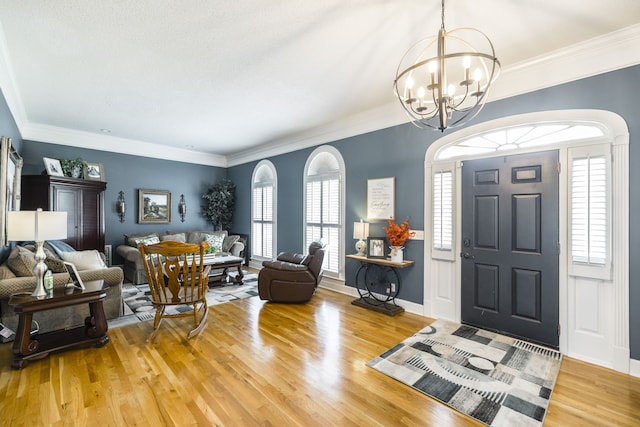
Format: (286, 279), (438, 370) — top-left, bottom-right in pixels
(367, 177), (395, 220)
(138, 189), (171, 223)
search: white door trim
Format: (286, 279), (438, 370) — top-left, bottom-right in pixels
(423, 109), (630, 373)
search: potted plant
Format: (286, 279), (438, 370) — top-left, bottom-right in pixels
(60, 157), (87, 178)
(383, 217), (415, 262)
(201, 178), (235, 230)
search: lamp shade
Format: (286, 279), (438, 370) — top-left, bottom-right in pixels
(353, 221), (369, 240)
(7, 209), (67, 242)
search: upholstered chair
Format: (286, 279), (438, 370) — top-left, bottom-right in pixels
(258, 241), (325, 303)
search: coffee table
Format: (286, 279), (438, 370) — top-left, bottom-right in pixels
(8, 280), (109, 369)
(201, 254), (245, 285)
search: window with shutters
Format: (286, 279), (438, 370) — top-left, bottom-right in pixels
(568, 145), (611, 280)
(433, 168), (454, 258)
(304, 146), (345, 279)
(251, 160), (277, 261)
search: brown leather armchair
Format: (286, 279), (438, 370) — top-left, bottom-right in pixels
(258, 241), (325, 303)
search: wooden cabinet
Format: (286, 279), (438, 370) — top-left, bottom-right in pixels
(21, 175), (106, 251)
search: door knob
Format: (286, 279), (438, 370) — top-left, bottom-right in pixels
(461, 252), (476, 260)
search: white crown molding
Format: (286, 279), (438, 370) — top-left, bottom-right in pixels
(21, 122), (227, 167)
(229, 23), (640, 166)
(1, 22), (639, 167)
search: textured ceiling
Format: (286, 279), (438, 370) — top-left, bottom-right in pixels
(0, 0), (639, 166)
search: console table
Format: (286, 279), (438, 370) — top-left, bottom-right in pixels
(346, 254), (414, 316)
(8, 280), (109, 369)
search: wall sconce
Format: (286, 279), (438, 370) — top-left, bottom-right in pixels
(353, 219), (369, 256)
(178, 194), (187, 222)
(116, 191), (126, 223)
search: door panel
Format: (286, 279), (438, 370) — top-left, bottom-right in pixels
(461, 150), (559, 348)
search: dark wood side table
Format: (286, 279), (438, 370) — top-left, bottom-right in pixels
(346, 254), (415, 316)
(8, 280), (109, 369)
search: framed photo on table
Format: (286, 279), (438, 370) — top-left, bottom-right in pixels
(367, 237), (386, 259)
(138, 189), (171, 223)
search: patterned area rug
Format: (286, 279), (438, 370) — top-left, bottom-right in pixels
(115, 271), (258, 325)
(367, 319), (562, 427)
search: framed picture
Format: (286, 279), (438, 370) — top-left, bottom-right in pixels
(84, 162), (105, 181)
(138, 189), (171, 223)
(367, 237), (386, 259)
(367, 177), (395, 220)
(64, 261), (85, 290)
(43, 157), (64, 176)
(0, 137), (23, 246)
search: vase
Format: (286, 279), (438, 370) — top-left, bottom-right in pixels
(71, 164), (82, 178)
(389, 246), (404, 263)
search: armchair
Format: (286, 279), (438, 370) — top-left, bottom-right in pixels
(258, 241), (325, 303)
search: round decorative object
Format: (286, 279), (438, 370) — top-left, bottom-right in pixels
(355, 239), (367, 256)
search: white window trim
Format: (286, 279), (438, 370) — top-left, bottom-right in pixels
(251, 160), (277, 263)
(303, 145), (346, 280)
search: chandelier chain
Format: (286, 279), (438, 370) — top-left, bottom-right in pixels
(441, 0), (445, 30)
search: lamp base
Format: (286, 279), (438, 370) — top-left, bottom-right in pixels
(355, 239), (367, 257)
(32, 240), (49, 299)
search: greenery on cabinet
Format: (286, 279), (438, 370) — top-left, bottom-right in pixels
(59, 157), (87, 178)
(201, 178), (235, 231)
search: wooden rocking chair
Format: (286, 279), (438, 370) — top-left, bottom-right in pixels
(138, 240), (211, 341)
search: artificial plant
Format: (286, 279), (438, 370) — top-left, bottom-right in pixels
(201, 178), (235, 230)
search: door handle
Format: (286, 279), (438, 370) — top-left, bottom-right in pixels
(460, 252), (476, 260)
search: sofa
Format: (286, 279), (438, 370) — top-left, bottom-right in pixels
(116, 230), (245, 285)
(258, 241), (325, 303)
(0, 241), (124, 338)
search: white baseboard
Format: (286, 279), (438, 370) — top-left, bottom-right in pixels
(630, 358), (640, 378)
(318, 280), (426, 317)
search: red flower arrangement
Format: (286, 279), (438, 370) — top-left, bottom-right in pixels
(384, 217), (415, 247)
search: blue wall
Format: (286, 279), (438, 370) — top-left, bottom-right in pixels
(1, 64), (638, 360)
(229, 64), (640, 359)
(0, 88), (21, 152)
(20, 141), (226, 264)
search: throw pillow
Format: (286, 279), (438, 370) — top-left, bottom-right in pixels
(43, 247), (67, 273)
(222, 235), (240, 253)
(6, 246), (36, 277)
(0, 264), (16, 279)
(44, 240), (76, 258)
(159, 233), (186, 243)
(130, 235), (161, 247)
(205, 234), (224, 254)
(62, 250), (107, 271)
(124, 233), (159, 247)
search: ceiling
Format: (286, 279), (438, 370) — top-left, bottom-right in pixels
(0, 1), (639, 167)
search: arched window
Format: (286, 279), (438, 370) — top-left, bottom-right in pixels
(304, 146), (345, 279)
(251, 160), (277, 262)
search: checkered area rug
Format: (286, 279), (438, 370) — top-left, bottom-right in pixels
(110, 271), (258, 327)
(367, 319), (562, 427)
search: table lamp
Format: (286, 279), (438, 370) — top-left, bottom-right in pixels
(353, 220), (369, 256)
(7, 209), (67, 298)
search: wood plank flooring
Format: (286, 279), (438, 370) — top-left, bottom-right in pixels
(1, 287), (639, 426)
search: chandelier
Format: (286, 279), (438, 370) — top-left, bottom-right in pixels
(393, 0), (500, 131)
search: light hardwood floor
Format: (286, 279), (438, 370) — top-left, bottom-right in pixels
(1, 287), (639, 426)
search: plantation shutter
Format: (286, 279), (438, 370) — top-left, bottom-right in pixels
(569, 146), (611, 280)
(433, 170), (453, 251)
(252, 180), (275, 259)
